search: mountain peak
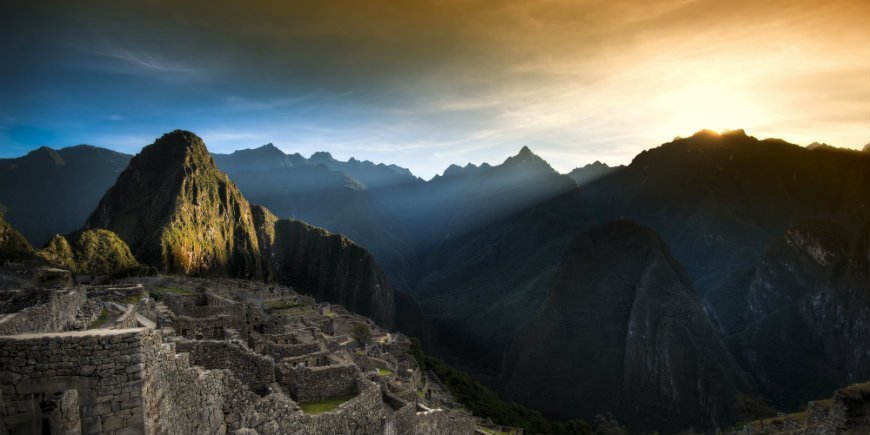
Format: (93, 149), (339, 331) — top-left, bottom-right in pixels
(863, 143), (870, 153)
(310, 151), (335, 163)
(147, 130), (210, 165)
(85, 130), (263, 277)
(28, 146), (66, 166)
(517, 145), (534, 157)
(502, 145), (556, 174)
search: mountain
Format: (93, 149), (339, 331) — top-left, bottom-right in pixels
(502, 221), (753, 432)
(85, 130), (264, 278)
(252, 205), (395, 327)
(864, 143), (870, 153)
(707, 219), (870, 410)
(211, 143), (298, 172)
(213, 144), (422, 290)
(566, 161), (621, 186)
(0, 145), (131, 246)
(86, 130), (401, 328)
(399, 130), (870, 421)
(580, 129), (870, 294)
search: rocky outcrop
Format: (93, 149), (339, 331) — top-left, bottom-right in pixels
(252, 205), (395, 328)
(502, 221), (753, 433)
(85, 130), (263, 278)
(37, 229), (139, 276)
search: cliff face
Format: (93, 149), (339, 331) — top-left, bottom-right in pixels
(502, 221), (751, 432)
(709, 220), (870, 410)
(252, 205), (395, 328)
(85, 130), (262, 278)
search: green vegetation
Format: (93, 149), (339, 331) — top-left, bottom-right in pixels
(37, 229), (141, 276)
(409, 338), (592, 434)
(351, 324), (371, 344)
(377, 368), (393, 376)
(124, 294), (143, 305)
(263, 298), (305, 311)
(89, 309), (111, 329)
(0, 213), (34, 261)
(156, 286), (195, 295)
(298, 394), (356, 414)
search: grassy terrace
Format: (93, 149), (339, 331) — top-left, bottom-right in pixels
(156, 286), (195, 295)
(377, 368), (393, 376)
(298, 394), (357, 414)
(263, 298), (306, 312)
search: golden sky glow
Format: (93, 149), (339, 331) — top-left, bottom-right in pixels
(2, 0), (869, 177)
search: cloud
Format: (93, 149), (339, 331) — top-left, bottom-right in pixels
(1, 0), (868, 178)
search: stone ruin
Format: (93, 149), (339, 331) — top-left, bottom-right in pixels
(0, 276), (478, 434)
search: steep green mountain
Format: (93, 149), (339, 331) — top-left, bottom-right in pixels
(0, 145), (131, 246)
(85, 130), (263, 278)
(86, 130), (403, 329)
(37, 229), (139, 276)
(502, 221), (753, 432)
(0, 211), (34, 261)
(566, 161), (621, 186)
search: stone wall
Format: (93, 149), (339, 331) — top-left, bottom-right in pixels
(249, 332), (322, 360)
(0, 328), (148, 434)
(114, 303), (140, 329)
(163, 292), (247, 335)
(277, 360), (359, 402)
(0, 289), (87, 336)
(85, 284), (144, 304)
(173, 315), (228, 340)
(175, 339), (275, 394)
(140, 330), (233, 434)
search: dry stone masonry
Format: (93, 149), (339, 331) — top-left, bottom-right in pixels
(0, 276), (477, 434)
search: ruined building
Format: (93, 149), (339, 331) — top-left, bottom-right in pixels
(0, 277), (478, 434)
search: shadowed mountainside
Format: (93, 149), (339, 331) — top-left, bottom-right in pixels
(502, 221), (754, 432)
(0, 145), (131, 247)
(707, 219), (870, 410)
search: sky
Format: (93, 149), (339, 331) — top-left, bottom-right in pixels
(1, 0), (868, 179)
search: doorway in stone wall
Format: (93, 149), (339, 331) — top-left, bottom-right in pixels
(38, 389), (81, 435)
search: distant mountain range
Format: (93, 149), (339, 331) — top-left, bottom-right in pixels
(3, 129), (870, 432)
(0, 145), (131, 246)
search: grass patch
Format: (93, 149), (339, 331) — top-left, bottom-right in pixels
(417, 390), (425, 399)
(377, 368), (393, 376)
(156, 286), (194, 295)
(263, 299), (306, 312)
(124, 294), (143, 305)
(270, 306), (316, 317)
(89, 309), (111, 329)
(298, 394), (356, 414)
